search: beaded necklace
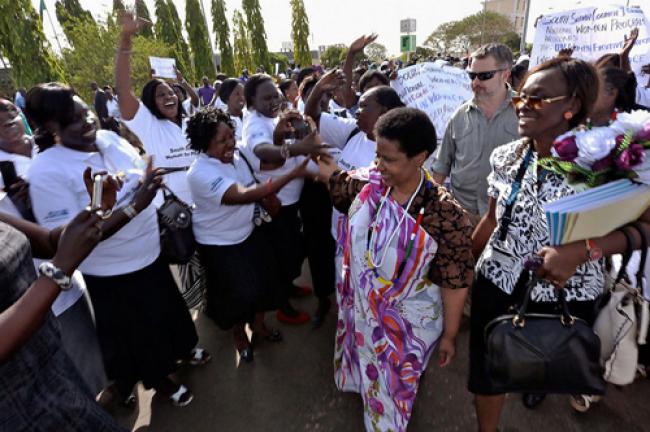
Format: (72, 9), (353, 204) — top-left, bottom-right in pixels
(366, 169), (426, 285)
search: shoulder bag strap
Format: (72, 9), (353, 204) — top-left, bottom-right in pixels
(614, 226), (637, 285)
(497, 145), (534, 241)
(237, 150), (261, 184)
(631, 221), (649, 290)
(345, 127), (361, 146)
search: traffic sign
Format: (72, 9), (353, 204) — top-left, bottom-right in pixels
(400, 35), (416, 53)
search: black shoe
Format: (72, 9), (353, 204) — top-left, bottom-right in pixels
(238, 345), (254, 363)
(522, 393), (546, 409)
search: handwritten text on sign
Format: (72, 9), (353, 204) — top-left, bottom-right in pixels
(149, 56), (177, 79)
(531, 6), (650, 81)
(391, 61), (472, 143)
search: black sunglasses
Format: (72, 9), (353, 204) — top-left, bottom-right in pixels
(467, 69), (505, 81)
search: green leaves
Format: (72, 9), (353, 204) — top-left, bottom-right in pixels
(212, 0), (235, 76)
(242, 0), (270, 72)
(232, 9), (253, 74)
(185, 0), (215, 79)
(290, 0), (311, 68)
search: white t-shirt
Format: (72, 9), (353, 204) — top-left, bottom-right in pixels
(106, 98), (120, 119)
(0, 145), (85, 316)
(230, 114), (244, 142)
(28, 130), (160, 277)
(187, 152), (256, 245)
(636, 86), (650, 108)
(319, 113), (377, 238)
(242, 110), (310, 206)
(123, 102), (197, 205)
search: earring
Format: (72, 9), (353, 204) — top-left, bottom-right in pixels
(563, 111), (573, 120)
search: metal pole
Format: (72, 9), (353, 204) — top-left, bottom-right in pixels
(520, 0), (531, 54)
(199, 0), (217, 75)
(45, 5), (64, 54)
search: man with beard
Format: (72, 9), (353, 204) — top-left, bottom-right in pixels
(432, 43), (518, 225)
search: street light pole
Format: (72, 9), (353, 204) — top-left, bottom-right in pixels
(520, 0), (531, 54)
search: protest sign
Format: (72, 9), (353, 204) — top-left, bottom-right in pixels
(531, 6), (650, 82)
(149, 56), (177, 79)
(391, 61), (472, 143)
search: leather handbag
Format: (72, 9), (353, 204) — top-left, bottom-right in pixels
(157, 185), (196, 264)
(594, 223), (648, 385)
(238, 150), (281, 221)
(484, 270), (606, 395)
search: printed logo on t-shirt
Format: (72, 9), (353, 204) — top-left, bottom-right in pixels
(166, 146), (197, 160)
(210, 177), (224, 192)
(44, 209), (69, 222)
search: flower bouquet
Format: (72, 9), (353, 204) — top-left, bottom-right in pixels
(539, 110), (650, 245)
(538, 110), (650, 188)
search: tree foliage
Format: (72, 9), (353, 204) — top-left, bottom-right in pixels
(424, 11), (515, 54)
(0, 0), (64, 88)
(155, 0), (194, 80)
(61, 17), (173, 103)
(55, 0), (97, 45)
(290, 0), (311, 68)
(185, 0), (214, 78)
(135, 0), (154, 38)
(113, 0), (125, 13)
(365, 42), (387, 62)
(242, 0), (271, 72)
(232, 9), (253, 74)
(269, 52), (290, 75)
(320, 45), (347, 69)
(212, 0), (235, 76)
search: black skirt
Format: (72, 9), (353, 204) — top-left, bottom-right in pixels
(198, 227), (282, 330)
(260, 203), (304, 289)
(468, 272), (597, 395)
(84, 256), (198, 389)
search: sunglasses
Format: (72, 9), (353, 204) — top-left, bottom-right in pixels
(466, 69), (505, 81)
(512, 94), (569, 110)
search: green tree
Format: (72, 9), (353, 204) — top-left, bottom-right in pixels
(113, 0), (125, 13)
(61, 18), (173, 103)
(320, 45), (347, 69)
(290, 0), (311, 68)
(365, 42), (387, 62)
(0, 0), (64, 87)
(135, 0), (154, 38)
(269, 52), (290, 75)
(232, 9), (253, 74)
(55, 0), (97, 44)
(425, 11), (516, 54)
(185, 0), (214, 78)
(154, 0), (194, 80)
(212, 0), (235, 76)
(242, 0), (270, 72)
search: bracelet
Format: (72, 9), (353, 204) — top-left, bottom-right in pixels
(280, 142), (291, 159)
(100, 208), (113, 220)
(123, 203), (139, 220)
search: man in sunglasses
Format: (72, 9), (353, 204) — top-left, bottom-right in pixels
(432, 43), (519, 224)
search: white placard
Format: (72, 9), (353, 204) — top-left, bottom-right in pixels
(531, 6), (650, 82)
(391, 61), (472, 143)
(149, 56), (177, 79)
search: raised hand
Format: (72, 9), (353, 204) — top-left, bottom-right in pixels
(316, 69), (346, 92)
(119, 10), (149, 37)
(131, 157), (163, 212)
(622, 27), (639, 54)
(349, 34), (379, 54)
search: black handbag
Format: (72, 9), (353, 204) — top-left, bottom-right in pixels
(484, 271), (606, 395)
(157, 185), (196, 264)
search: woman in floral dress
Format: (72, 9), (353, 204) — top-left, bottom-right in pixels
(318, 107), (474, 431)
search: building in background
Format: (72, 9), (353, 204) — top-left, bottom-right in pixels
(485, 0), (527, 35)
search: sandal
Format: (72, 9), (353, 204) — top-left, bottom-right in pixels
(122, 393), (137, 408)
(569, 394), (601, 413)
(252, 328), (283, 345)
(186, 348), (212, 366)
(170, 384), (194, 407)
(238, 346), (254, 363)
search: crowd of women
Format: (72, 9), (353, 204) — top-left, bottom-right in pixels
(2, 10), (650, 432)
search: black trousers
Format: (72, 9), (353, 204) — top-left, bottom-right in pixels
(299, 179), (335, 299)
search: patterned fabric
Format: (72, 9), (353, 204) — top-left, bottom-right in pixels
(177, 253), (206, 309)
(0, 222), (125, 432)
(329, 168), (473, 431)
(477, 139), (605, 302)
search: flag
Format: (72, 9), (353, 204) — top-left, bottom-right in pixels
(39, 0), (46, 19)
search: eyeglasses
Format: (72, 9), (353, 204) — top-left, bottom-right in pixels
(466, 69), (505, 81)
(512, 93), (569, 110)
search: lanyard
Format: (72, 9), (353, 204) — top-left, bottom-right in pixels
(498, 146), (534, 241)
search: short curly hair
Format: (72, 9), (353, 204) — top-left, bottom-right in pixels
(374, 107), (436, 158)
(185, 106), (234, 153)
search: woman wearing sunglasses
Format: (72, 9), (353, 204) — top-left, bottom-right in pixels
(467, 57), (650, 431)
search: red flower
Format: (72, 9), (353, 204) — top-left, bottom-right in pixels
(553, 136), (578, 161)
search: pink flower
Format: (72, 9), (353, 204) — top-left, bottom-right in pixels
(355, 332), (365, 346)
(635, 123), (650, 142)
(553, 136), (578, 161)
(615, 143), (645, 170)
(592, 155), (614, 171)
(365, 364), (379, 381)
(368, 397), (384, 415)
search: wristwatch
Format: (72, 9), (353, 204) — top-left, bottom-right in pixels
(38, 261), (73, 290)
(585, 239), (603, 261)
(280, 142), (291, 159)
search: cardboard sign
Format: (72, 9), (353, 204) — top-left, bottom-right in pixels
(149, 56), (177, 79)
(531, 6), (650, 81)
(391, 61), (472, 143)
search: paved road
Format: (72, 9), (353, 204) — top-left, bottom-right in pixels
(107, 294), (650, 432)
